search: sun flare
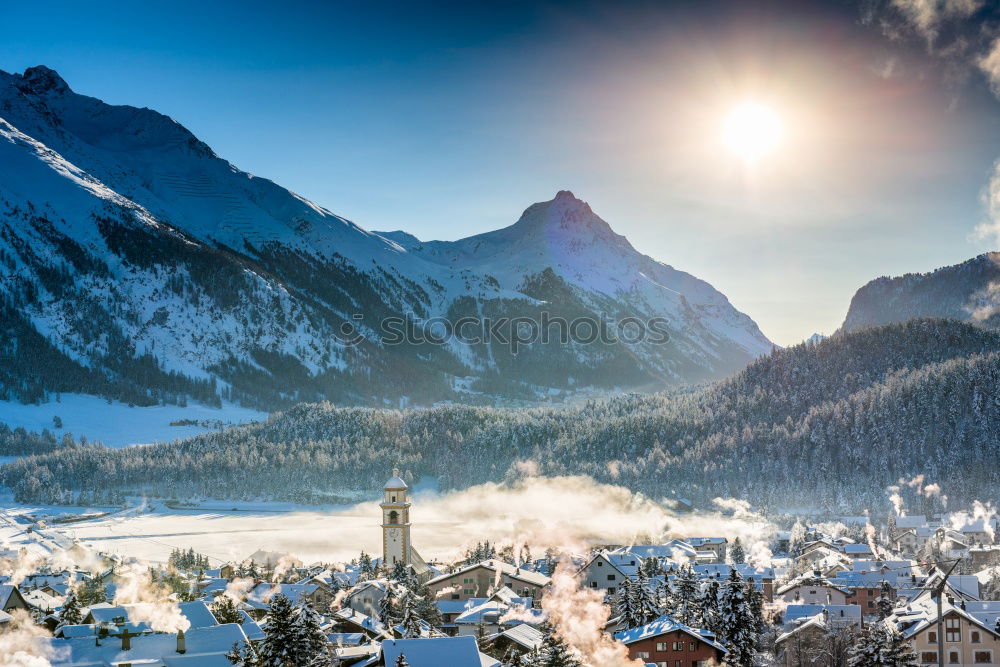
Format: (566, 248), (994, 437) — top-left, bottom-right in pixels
(723, 102), (783, 162)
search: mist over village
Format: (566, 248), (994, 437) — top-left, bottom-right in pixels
(6, 1), (1000, 666)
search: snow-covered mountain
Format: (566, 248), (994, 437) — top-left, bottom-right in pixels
(841, 253), (1000, 333)
(0, 66), (772, 409)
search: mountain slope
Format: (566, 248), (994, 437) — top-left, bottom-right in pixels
(841, 252), (1000, 332)
(6, 319), (997, 511)
(0, 66), (771, 409)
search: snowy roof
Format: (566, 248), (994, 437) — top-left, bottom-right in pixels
(613, 615), (727, 653)
(244, 582), (317, 608)
(380, 636), (483, 667)
(841, 544), (873, 555)
(895, 516), (931, 529)
(453, 598), (540, 625)
(782, 605), (862, 626)
(685, 537), (727, 547)
(41, 622), (249, 667)
(384, 469), (408, 490)
(426, 560), (550, 588)
(237, 611), (264, 642)
(495, 623), (545, 650)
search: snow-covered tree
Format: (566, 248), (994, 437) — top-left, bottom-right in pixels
(876, 580), (895, 620)
(394, 654), (409, 667)
(398, 591), (422, 638)
(257, 594), (298, 667)
(730, 537), (746, 564)
(59, 590), (83, 626)
(849, 624), (917, 667)
(378, 585), (397, 627)
(673, 566), (699, 625)
(719, 568), (757, 667)
(536, 624), (581, 667)
(291, 599), (329, 666)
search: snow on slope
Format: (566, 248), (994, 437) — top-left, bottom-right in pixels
(405, 190), (772, 364)
(0, 65), (773, 410)
(0, 394), (265, 448)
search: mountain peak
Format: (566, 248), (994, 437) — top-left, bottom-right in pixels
(20, 65), (70, 95)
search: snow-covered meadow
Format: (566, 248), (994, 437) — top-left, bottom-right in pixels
(0, 394), (266, 448)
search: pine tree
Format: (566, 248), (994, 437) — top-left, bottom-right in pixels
(877, 580), (895, 620)
(78, 577), (107, 606)
(291, 599), (329, 667)
(674, 566), (699, 625)
(257, 594), (298, 667)
(719, 568), (757, 667)
(389, 561), (408, 582)
(697, 579), (721, 634)
(212, 596), (245, 624)
(633, 574), (660, 626)
(849, 624), (917, 667)
(730, 537), (746, 564)
(398, 591), (422, 638)
(378, 586), (397, 628)
(394, 654), (409, 667)
(59, 590), (83, 626)
(411, 580), (443, 629)
(537, 624), (581, 667)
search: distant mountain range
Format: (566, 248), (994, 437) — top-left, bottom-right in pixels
(0, 66), (772, 410)
(842, 252), (1000, 332)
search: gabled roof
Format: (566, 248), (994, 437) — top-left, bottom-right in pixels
(380, 636), (483, 667)
(39, 622), (250, 667)
(426, 560), (550, 588)
(614, 615), (727, 653)
(782, 604), (862, 626)
(495, 623), (545, 650)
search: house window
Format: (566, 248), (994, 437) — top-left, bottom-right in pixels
(921, 652), (937, 664)
(451, 594), (459, 600)
(690, 642), (696, 651)
(928, 631), (937, 643)
(972, 631), (981, 643)
(635, 652), (649, 659)
(656, 642), (668, 651)
(590, 582), (597, 588)
(672, 641), (683, 651)
(949, 652), (959, 664)
(975, 651), (992, 664)
(608, 587), (616, 594)
(607, 574), (616, 581)
(597, 561), (603, 567)
(946, 617), (960, 642)
(463, 588), (474, 595)
(868, 601), (874, 608)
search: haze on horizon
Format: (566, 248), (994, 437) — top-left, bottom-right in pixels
(3, 0), (1000, 345)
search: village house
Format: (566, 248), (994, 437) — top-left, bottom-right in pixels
(776, 576), (851, 605)
(486, 624), (545, 663)
(0, 584), (29, 613)
(425, 560), (550, 602)
(685, 537), (728, 563)
(578, 551), (641, 595)
(614, 616), (728, 667)
(886, 590), (1000, 666)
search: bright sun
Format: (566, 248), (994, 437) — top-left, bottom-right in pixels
(723, 102), (783, 162)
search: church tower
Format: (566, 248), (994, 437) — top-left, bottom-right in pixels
(381, 468), (411, 567)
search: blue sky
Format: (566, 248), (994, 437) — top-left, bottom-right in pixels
(3, 0), (1000, 344)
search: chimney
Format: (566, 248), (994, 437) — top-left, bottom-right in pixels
(121, 628), (131, 651)
(176, 628), (186, 654)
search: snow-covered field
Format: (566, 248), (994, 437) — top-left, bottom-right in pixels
(0, 393), (267, 447)
(0, 476), (777, 567)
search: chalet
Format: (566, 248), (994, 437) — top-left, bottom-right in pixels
(451, 589), (541, 637)
(579, 551), (641, 595)
(425, 560), (549, 602)
(685, 537), (728, 562)
(775, 610), (854, 667)
(343, 579), (400, 618)
(780, 604), (862, 630)
(776, 576), (850, 605)
(694, 564), (776, 601)
(614, 615), (727, 667)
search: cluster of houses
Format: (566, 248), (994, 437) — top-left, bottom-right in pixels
(2, 473), (1000, 666)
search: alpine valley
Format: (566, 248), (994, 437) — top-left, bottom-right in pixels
(0, 66), (772, 412)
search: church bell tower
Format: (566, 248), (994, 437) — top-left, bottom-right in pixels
(381, 468), (411, 567)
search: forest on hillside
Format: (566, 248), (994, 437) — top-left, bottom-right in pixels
(3, 319), (999, 511)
